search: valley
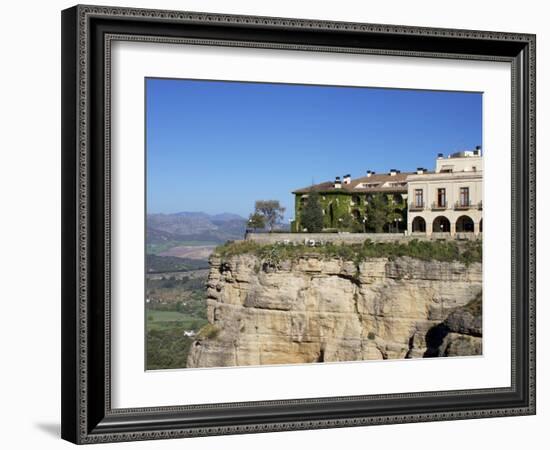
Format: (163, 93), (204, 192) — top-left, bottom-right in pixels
(145, 211), (246, 369)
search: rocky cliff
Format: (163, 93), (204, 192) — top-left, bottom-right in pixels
(187, 253), (482, 368)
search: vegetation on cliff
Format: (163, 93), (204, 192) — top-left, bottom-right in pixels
(196, 323), (220, 340)
(215, 238), (482, 267)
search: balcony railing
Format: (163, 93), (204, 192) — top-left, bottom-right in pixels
(454, 200), (473, 210)
(409, 202), (425, 211)
(431, 201), (448, 210)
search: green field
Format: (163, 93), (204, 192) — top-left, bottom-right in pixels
(146, 254), (209, 273)
(146, 309), (207, 331)
(147, 240), (219, 255)
(146, 307), (208, 370)
(145, 272), (209, 370)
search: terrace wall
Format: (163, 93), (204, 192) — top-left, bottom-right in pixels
(244, 232), (480, 245)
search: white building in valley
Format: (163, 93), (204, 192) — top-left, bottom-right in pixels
(406, 148), (483, 237)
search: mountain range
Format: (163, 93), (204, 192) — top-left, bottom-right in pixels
(147, 212), (248, 245)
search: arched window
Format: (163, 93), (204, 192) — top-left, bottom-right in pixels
(456, 215), (474, 232)
(411, 216), (426, 233)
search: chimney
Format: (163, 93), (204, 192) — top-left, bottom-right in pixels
(416, 167), (424, 175)
(334, 176), (342, 189)
(389, 169), (397, 176)
(437, 153), (444, 159)
(366, 170), (372, 177)
(343, 174), (351, 184)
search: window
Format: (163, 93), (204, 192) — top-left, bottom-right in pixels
(437, 188), (446, 207)
(414, 189), (423, 207)
(460, 187), (470, 206)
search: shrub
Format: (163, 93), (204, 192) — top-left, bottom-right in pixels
(215, 239), (482, 266)
(197, 323), (220, 340)
(215, 240), (261, 258)
(146, 328), (193, 370)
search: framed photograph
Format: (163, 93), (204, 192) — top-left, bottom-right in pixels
(61, 4), (536, 444)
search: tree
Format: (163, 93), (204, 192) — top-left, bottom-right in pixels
(365, 193), (393, 233)
(247, 212), (266, 231)
(339, 213), (354, 231)
(337, 213), (364, 233)
(255, 200), (286, 231)
(300, 192), (324, 232)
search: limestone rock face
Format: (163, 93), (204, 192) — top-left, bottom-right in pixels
(438, 333), (482, 357)
(187, 254), (482, 368)
(423, 295), (483, 357)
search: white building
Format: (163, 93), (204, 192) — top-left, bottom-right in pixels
(406, 148), (483, 237)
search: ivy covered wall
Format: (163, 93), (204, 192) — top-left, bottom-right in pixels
(294, 191), (407, 233)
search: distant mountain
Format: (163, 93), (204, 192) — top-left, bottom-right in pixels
(172, 211), (243, 221)
(210, 213), (246, 222)
(173, 211), (211, 218)
(147, 212), (247, 245)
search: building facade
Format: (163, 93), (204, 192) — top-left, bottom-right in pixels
(292, 170), (409, 233)
(406, 149), (483, 237)
(291, 148), (483, 237)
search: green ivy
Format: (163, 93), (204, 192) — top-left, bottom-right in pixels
(295, 192), (407, 232)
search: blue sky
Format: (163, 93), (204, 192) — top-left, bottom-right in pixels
(146, 78), (482, 219)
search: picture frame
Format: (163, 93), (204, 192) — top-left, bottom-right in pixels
(61, 4), (536, 444)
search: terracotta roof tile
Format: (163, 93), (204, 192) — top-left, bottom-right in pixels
(292, 171), (426, 194)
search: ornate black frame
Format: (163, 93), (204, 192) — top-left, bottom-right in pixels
(61, 4), (536, 444)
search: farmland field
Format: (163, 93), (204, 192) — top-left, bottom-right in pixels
(146, 309), (207, 331)
(146, 240), (219, 255)
(145, 268), (209, 370)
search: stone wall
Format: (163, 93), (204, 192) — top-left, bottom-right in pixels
(245, 231), (479, 245)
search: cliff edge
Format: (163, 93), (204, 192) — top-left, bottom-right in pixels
(187, 244), (482, 368)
